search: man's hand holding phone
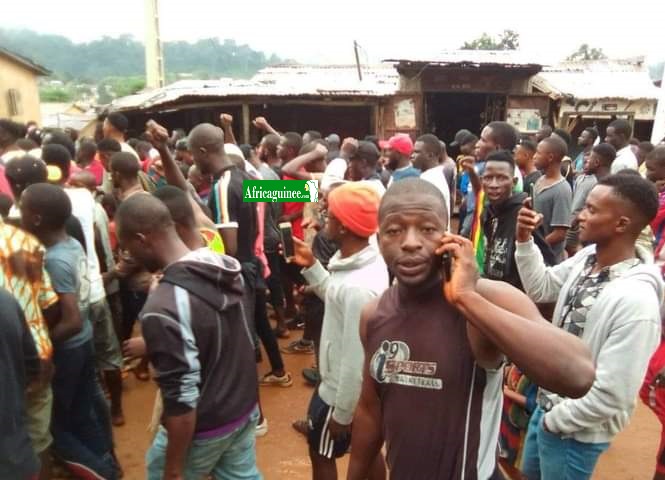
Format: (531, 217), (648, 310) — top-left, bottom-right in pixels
(516, 197), (544, 243)
(435, 233), (480, 306)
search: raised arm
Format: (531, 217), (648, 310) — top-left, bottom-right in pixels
(252, 116), (280, 136)
(220, 114), (237, 145)
(437, 234), (595, 399)
(146, 120), (190, 192)
(347, 300), (384, 480)
(282, 144), (328, 180)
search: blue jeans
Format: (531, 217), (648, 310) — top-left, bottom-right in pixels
(52, 339), (117, 479)
(521, 407), (610, 480)
(146, 409), (262, 480)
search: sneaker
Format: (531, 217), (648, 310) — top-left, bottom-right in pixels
(280, 339), (315, 355)
(256, 417), (268, 437)
(302, 367), (320, 386)
(259, 371), (293, 387)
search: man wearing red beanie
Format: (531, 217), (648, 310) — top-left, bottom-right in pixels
(290, 182), (389, 480)
(380, 134), (420, 186)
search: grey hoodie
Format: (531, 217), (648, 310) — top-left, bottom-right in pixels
(302, 245), (389, 425)
(515, 240), (663, 443)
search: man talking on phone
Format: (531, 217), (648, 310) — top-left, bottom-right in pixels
(347, 178), (595, 480)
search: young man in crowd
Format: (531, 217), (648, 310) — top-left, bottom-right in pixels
(0, 287), (41, 480)
(0, 118), (27, 164)
(174, 139), (193, 166)
(76, 140), (105, 186)
(553, 128), (575, 187)
(382, 134), (419, 184)
(480, 150), (554, 289)
(532, 136), (573, 262)
(257, 133), (283, 176)
(645, 146), (665, 272)
(460, 121), (520, 237)
(43, 144), (126, 426)
(606, 118), (639, 173)
(97, 138), (123, 194)
(21, 183), (119, 479)
(103, 112), (139, 160)
(575, 127), (599, 173)
(566, 143), (615, 256)
(516, 173), (662, 480)
(638, 141), (656, 176)
(110, 151), (145, 202)
(115, 194), (260, 480)
(412, 133), (451, 224)
(515, 138), (541, 194)
(347, 178), (595, 479)
(346, 140), (386, 197)
(289, 182), (389, 480)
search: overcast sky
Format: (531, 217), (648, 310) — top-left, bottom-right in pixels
(5, 0), (665, 66)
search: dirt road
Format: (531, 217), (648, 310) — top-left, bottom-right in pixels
(113, 336), (659, 479)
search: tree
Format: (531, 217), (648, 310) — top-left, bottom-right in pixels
(566, 44), (607, 62)
(461, 30), (520, 50)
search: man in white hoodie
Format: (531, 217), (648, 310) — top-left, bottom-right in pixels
(290, 182), (389, 480)
(515, 172), (663, 480)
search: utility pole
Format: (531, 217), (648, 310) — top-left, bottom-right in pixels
(652, 63), (665, 144)
(145, 0), (165, 89)
(354, 41), (363, 82)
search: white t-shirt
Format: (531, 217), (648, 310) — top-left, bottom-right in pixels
(421, 165), (451, 227)
(611, 146), (639, 174)
(65, 188), (106, 303)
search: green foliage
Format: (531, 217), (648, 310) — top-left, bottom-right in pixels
(566, 44), (608, 62)
(461, 30), (520, 50)
(39, 85), (74, 102)
(0, 28), (280, 81)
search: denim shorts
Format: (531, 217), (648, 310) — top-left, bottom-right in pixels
(146, 408), (261, 480)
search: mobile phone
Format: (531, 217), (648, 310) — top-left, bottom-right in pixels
(279, 222), (295, 259)
(441, 251), (452, 282)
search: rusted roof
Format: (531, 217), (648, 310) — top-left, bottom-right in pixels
(0, 46), (50, 76)
(534, 60), (661, 101)
(111, 64), (399, 112)
(384, 50), (543, 69)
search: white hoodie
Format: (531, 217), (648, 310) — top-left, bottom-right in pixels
(302, 245), (389, 425)
(515, 240), (663, 443)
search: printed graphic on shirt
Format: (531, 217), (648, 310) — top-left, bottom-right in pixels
(486, 237), (509, 280)
(369, 340), (443, 390)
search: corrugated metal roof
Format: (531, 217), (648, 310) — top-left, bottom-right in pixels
(0, 46), (51, 75)
(535, 60), (661, 101)
(384, 50), (543, 68)
(111, 64), (399, 112)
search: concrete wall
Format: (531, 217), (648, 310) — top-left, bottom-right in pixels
(0, 57), (42, 123)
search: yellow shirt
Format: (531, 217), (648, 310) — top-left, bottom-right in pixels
(199, 227), (225, 254)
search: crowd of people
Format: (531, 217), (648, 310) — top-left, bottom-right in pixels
(0, 109), (665, 480)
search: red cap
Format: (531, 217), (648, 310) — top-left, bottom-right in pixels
(381, 134), (413, 156)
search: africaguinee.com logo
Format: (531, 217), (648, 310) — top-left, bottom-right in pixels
(243, 180), (318, 203)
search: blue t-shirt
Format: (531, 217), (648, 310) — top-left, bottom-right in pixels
(45, 236), (92, 349)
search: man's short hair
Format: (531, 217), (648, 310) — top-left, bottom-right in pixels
(239, 144), (253, 161)
(5, 155), (48, 196)
(354, 141), (380, 168)
(304, 130), (322, 141)
(553, 128), (572, 146)
(42, 144), (72, 180)
(485, 149), (516, 172)
(0, 119), (27, 141)
(153, 186), (196, 229)
(116, 193), (174, 239)
(541, 136), (568, 160)
(363, 135), (381, 151)
(584, 127), (600, 142)
(416, 134), (443, 157)
(97, 138), (122, 153)
(592, 143), (616, 167)
(597, 173), (658, 228)
(261, 134), (281, 157)
(16, 138), (38, 151)
(77, 140), (97, 161)
(175, 139), (189, 151)
(519, 138), (537, 153)
(379, 177), (447, 222)
(608, 119), (632, 139)
(22, 183), (72, 230)
(283, 132), (303, 153)
(639, 141), (655, 154)
(43, 129), (76, 158)
(486, 121), (518, 151)
(646, 145), (665, 166)
(110, 152), (140, 177)
(106, 112), (129, 134)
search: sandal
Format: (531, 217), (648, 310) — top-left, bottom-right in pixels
(292, 419), (309, 436)
(259, 371), (293, 387)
